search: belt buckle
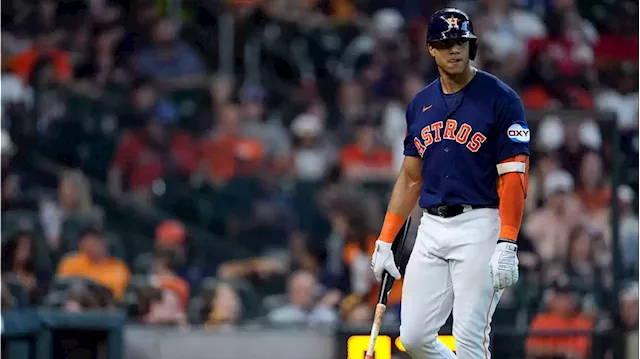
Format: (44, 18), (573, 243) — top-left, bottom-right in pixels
(437, 206), (447, 217)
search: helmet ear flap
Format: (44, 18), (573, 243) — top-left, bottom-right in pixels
(469, 39), (478, 61)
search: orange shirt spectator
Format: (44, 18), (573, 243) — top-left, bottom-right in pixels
(340, 121), (393, 181)
(111, 124), (197, 192)
(57, 228), (130, 300)
(200, 104), (264, 182)
(575, 187), (610, 215)
(526, 283), (594, 359)
(200, 137), (264, 181)
(527, 313), (593, 359)
(12, 32), (72, 84)
(576, 152), (611, 215)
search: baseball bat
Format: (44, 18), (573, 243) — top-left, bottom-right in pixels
(364, 216), (411, 359)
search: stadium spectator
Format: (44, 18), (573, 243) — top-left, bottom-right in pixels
(238, 84), (292, 173)
(594, 63), (639, 134)
(0, 130), (31, 211)
(133, 17), (207, 91)
(1, 229), (47, 305)
(1, 61), (33, 116)
(268, 270), (339, 327)
(63, 289), (101, 313)
(199, 103), (264, 184)
(524, 169), (583, 262)
(523, 7), (594, 109)
(564, 226), (609, 317)
(557, 121), (591, 178)
(593, 0), (638, 63)
(120, 78), (159, 130)
(617, 185), (639, 271)
(289, 112), (336, 181)
(382, 72), (425, 172)
(473, 0), (545, 85)
(204, 282), (242, 330)
(56, 227), (130, 301)
(108, 107), (197, 204)
(526, 281), (594, 359)
(39, 169), (103, 251)
(134, 285), (187, 326)
(209, 73), (235, 109)
(150, 250), (190, 310)
(1, 280), (16, 309)
(524, 151), (561, 212)
(618, 282), (639, 358)
(339, 296), (373, 325)
(575, 151), (610, 216)
(340, 119), (393, 182)
(330, 81), (368, 141)
(135, 220), (187, 271)
(11, 28), (72, 85)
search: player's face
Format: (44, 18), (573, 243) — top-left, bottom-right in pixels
(428, 38), (470, 76)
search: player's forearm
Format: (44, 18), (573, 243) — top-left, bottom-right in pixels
(497, 155), (529, 241)
(388, 169), (422, 218)
(378, 165), (421, 243)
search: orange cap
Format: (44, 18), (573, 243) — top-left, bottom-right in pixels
(155, 220), (186, 244)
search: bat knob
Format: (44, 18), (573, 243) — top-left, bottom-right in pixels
(364, 355), (374, 359)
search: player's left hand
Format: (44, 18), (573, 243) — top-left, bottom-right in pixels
(489, 240), (519, 291)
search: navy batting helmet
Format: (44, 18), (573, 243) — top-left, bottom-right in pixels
(426, 8), (478, 60)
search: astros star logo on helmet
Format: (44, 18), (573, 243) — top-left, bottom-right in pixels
(441, 15), (460, 31)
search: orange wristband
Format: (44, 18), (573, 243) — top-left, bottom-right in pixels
(378, 212), (405, 243)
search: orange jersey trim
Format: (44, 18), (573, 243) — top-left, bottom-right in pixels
(497, 154), (529, 240)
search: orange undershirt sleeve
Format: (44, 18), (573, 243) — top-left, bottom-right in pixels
(378, 212), (405, 243)
(497, 154), (529, 241)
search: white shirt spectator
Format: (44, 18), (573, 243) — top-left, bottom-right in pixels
(290, 113), (336, 181)
(595, 89), (639, 131)
(480, 7), (546, 61)
(1, 73), (33, 127)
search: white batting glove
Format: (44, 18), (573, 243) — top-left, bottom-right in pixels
(489, 240), (519, 291)
(371, 240), (401, 282)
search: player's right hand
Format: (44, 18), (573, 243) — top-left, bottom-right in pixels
(371, 240), (401, 282)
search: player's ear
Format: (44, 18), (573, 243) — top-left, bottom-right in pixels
(427, 44), (436, 57)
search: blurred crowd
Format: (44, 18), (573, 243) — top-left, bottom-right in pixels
(1, 0), (638, 357)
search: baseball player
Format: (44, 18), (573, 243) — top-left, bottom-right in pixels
(370, 8), (530, 359)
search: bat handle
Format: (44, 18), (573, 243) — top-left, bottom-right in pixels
(365, 303), (387, 358)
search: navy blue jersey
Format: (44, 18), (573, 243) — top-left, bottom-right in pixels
(403, 70), (530, 209)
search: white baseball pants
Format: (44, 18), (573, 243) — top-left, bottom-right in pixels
(400, 207), (502, 359)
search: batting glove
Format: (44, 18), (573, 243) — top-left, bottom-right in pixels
(371, 240), (401, 282)
(489, 239), (519, 291)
